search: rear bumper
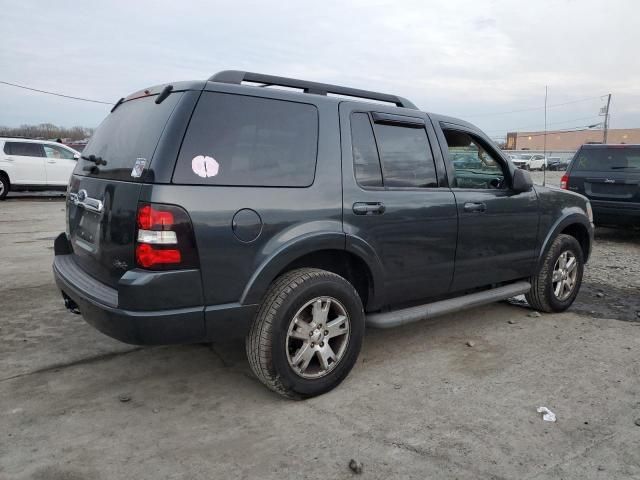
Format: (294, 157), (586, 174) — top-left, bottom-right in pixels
(53, 234), (256, 345)
(591, 200), (640, 225)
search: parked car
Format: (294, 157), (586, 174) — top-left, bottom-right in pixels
(562, 144), (640, 226)
(53, 71), (593, 398)
(547, 157), (568, 171)
(511, 153), (548, 170)
(0, 138), (80, 199)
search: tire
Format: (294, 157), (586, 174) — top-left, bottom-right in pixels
(526, 234), (584, 313)
(0, 174), (9, 200)
(246, 268), (365, 399)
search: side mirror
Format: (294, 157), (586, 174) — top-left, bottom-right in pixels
(512, 168), (533, 192)
(73, 154), (80, 160)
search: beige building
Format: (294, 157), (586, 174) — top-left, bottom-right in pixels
(505, 128), (640, 150)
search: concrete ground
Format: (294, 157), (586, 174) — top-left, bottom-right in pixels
(1, 194), (639, 480)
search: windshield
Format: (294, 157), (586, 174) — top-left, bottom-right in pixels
(572, 147), (640, 171)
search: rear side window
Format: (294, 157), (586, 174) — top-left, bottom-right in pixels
(173, 93), (318, 187)
(572, 147), (640, 171)
(372, 122), (437, 188)
(350, 113), (383, 187)
(77, 92), (183, 181)
(4, 142), (45, 157)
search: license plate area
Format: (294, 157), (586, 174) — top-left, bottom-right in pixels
(73, 210), (102, 253)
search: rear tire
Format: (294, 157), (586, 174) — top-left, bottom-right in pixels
(246, 268), (365, 399)
(526, 234), (584, 313)
(0, 174), (9, 200)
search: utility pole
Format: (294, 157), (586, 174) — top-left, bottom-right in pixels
(543, 86), (548, 186)
(602, 93), (611, 143)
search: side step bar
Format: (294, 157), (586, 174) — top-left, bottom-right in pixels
(366, 281), (531, 329)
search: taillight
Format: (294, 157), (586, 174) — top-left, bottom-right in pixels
(135, 203), (198, 270)
(560, 174), (569, 190)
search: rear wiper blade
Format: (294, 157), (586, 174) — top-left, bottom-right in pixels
(81, 154), (107, 166)
(611, 166), (638, 169)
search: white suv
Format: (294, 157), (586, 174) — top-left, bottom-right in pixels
(0, 138), (80, 199)
(511, 153), (548, 171)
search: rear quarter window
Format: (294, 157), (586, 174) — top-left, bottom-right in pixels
(173, 93), (318, 187)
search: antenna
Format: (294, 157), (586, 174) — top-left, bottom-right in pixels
(542, 86), (548, 187)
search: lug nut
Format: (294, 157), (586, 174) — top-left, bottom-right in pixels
(311, 342), (315, 347)
(320, 342), (324, 347)
(324, 330), (329, 335)
(309, 331), (314, 337)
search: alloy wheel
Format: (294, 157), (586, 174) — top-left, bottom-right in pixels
(551, 250), (578, 301)
(286, 296), (350, 379)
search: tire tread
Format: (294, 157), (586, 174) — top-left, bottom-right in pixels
(246, 268), (358, 399)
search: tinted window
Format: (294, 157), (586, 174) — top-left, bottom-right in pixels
(44, 144), (76, 160)
(174, 93), (318, 187)
(572, 147), (640, 171)
(5, 142), (44, 157)
(372, 123), (437, 188)
(78, 92), (183, 181)
(444, 130), (506, 189)
(351, 113), (383, 187)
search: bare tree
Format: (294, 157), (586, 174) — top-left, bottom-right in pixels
(0, 124), (94, 141)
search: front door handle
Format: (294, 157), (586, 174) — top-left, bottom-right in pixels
(463, 202), (486, 213)
(353, 202), (386, 215)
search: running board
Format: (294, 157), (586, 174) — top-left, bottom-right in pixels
(366, 281), (531, 329)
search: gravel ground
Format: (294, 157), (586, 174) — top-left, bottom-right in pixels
(1, 196), (639, 480)
(530, 170), (640, 321)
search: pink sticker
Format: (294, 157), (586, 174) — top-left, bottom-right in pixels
(191, 155), (219, 178)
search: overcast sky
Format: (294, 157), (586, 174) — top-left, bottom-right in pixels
(1, 0), (639, 138)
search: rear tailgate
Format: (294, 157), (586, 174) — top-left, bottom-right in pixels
(567, 146), (640, 203)
(67, 91), (184, 288)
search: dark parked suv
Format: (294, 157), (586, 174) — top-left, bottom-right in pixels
(562, 144), (640, 226)
(53, 71), (594, 398)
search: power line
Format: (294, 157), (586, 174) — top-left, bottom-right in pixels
(0, 80), (112, 105)
(511, 125), (602, 139)
(463, 95), (604, 118)
(485, 115), (603, 134)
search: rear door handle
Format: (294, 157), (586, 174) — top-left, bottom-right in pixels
(353, 202), (386, 215)
(47, 160), (56, 164)
(463, 202), (486, 213)
(4, 157), (14, 162)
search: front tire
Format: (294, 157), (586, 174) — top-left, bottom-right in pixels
(246, 268), (365, 399)
(526, 234), (584, 312)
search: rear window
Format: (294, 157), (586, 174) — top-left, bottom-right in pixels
(173, 92), (318, 187)
(572, 147), (640, 171)
(76, 92), (183, 181)
(4, 142), (44, 157)
(372, 122), (437, 188)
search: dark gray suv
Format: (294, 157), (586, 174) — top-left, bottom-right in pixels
(53, 71), (594, 398)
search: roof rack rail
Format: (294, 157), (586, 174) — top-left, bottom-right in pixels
(208, 70), (418, 110)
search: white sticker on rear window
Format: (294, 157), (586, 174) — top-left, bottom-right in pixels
(131, 157), (146, 178)
(192, 155), (219, 178)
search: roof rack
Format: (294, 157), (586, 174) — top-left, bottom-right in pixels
(208, 70), (418, 110)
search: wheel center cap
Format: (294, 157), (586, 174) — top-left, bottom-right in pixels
(311, 329), (322, 343)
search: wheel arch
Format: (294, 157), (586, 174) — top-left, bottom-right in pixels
(240, 233), (384, 310)
(538, 212), (593, 266)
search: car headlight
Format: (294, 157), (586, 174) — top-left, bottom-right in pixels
(586, 202), (593, 223)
